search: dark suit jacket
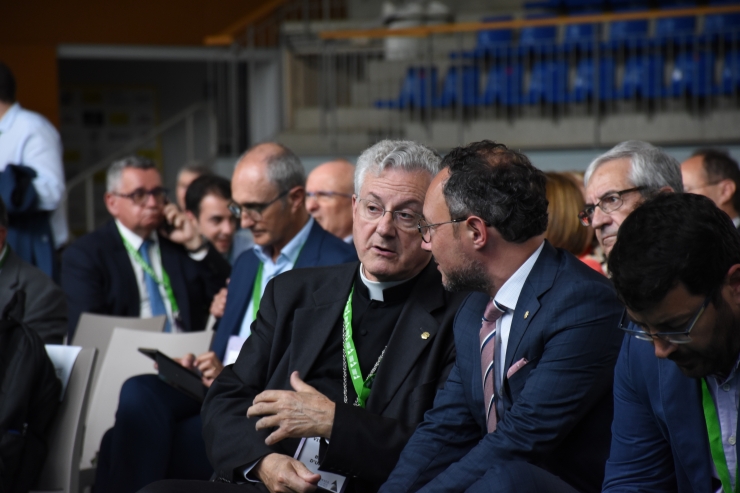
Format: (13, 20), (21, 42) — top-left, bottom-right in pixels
(602, 334), (715, 492)
(201, 261), (467, 492)
(0, 248), (66, 344)
(210, 220), (358, 361)
(61, 220), (230, 338)
(380, 242), (624, 493)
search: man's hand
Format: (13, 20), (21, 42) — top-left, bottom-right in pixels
(254, 453), (320, 493)
(210, 285), (229, 318)
(160, 203), (203, 251)
(248, 372), (335, 445)
(175, 351), (223, 388)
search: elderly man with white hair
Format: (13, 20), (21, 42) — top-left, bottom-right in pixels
(142, 140), (468, 493)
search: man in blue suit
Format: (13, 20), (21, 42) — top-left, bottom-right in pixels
(603, 192), (740, 492)
(95, 143), (356, 493)
(381, 140), (623, 493)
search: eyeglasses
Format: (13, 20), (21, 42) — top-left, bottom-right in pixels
(356, 198), (422, 232)
(229, 189), (289, 221)
(112, 187), (168, 206)
(578, 187), (646, 226)
(619, 296), (711, 344)
(685, 181), (722, 194)
(306, 191), (352, 201)
(417, 218), (465, 243)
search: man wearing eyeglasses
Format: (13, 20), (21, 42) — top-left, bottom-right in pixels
(381, 140), (623, 493)
(305, 159), (355, 243)
(681, 148), (740, 231)
(61, 155), (230, 338)
(604, 192), (740, 492)
(582, 140), (683, 259)
(140, 139), (466, 493)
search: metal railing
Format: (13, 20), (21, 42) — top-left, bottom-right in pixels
(279, 4), (740, 153)
(66, 102), (216, 234)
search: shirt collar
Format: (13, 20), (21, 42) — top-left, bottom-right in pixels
(733, 216), (740, 229)
(494, 241), (545, 312)
(358, 263), (411, 302)
(253, 217), (314, 266)
(712, 351), (740, 386)
(115, 219), (158, 251)
(0, 103), (21, 133)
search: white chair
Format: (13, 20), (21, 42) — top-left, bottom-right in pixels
(80, 328), (214, 473)
(32, 346), (97, 493)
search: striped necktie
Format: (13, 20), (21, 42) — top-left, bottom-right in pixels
(480, 298), (505, 433)
(140, 239), (171, 332)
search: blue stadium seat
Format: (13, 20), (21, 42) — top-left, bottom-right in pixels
(518, 15), (558, 57)
(720, 51), (740, 95)
(619, 55), (665, 99)
(701, 12), (740, 45)
(668, 52), (716, 97)
(525, 59), (569, 103)
(435, 65), (480, 107)
(604, 16), (649, 52)
(562, 21), (598, 54)
(571, 57), (617, 102)
(451, 15), (514, 60)
(652, 14), (696, 48)
(374, 67), (438, 109)
(479, 64), (524, 106)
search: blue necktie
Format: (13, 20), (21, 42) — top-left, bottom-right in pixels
(139, 239), (171, 332)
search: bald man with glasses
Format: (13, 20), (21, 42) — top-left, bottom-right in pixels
(61, 155), (230, 338)
(305, 159), (355, 243)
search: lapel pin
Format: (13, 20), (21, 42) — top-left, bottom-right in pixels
(421, 331), (430, 340)
(524, 311), (530, 319)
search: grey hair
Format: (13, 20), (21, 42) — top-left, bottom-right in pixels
(584, 140), (684, 196)
(239, 143), (306, 192)
(107, 155), (157, 192)
(355, 140), (442, 195)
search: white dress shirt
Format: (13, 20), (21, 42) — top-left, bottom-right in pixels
(115, 220), (176, 330)
(494, 241), (545, 385)
(0, 103), (68, 247)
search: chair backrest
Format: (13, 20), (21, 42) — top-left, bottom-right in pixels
(80, 328), (213, 470)
(33, 347), (97, 493)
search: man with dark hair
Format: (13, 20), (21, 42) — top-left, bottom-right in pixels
(184, 175), (251, 264)
(95, 143), (357, 493)
(682, 148), (740, 229)
(381, 140), (623, 493)
(176, 163), (213, 210)
(603, 192), (740, 492)
(0, 196), (66, 343)
(61, 155), (230, 337)
(0, 61), (67, 278)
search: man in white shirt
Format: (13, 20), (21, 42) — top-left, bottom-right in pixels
(60, 155), (230, 338)
(0, 61), (67, 279)
(305, 159), (355, 244)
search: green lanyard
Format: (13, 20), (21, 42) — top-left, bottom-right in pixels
(0, 245), (9, 270)
(342, 285), (376, 408)
(120, 235), (180, 315)
(701, 378), (739, 493)
(251, 262), (264, 323)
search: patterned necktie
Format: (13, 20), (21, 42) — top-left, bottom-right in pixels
(139, 239), (171, 332)
(480, 298), (505, 433)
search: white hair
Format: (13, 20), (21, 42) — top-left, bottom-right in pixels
(355, 140), (441, 195)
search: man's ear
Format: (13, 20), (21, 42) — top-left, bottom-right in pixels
(718, 179), (736, 208)
(288, 186), (306, 213)
(104, 192), (118, 218)
(726, 264), (740, 305)
(466, 216), (488, 250)
(185, 210), (198, 225)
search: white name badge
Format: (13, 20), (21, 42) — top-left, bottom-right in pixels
(293, 437), (347, 493)
(224, 335), (248, 366)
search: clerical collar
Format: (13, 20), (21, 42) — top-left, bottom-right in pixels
(358, 264), (413, 302)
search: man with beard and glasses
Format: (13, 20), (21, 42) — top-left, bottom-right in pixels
(604, 192), (740, 492)
(380, 140), (623, 493)
(140, 139), (467, 493)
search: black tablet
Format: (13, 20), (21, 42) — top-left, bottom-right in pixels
(138, 348), (206, 402)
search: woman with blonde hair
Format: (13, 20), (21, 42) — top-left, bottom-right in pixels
(545, 172), (604, 273)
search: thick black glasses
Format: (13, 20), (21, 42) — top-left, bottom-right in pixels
(229, 190), (289, 221)
(619, 296), (711, 344)
(578, 187), (646, 226)
(112, 187), (168, 206)
(306, 191), (352, 200)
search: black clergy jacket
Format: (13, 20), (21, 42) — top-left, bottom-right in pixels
(201, 260), (467, 493)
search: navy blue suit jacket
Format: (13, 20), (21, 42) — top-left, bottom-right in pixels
(61, 220), (231, 339)
(602, 333), (715, 492)
(210, 220), (357, 361)
(380, 242), (624, 493)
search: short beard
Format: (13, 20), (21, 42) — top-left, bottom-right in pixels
(439, 256), (492, 294)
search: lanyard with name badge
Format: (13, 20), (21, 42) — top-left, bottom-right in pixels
(342, 285), (386, 409)
(702, 378), (740, 493)
(120, 235), (180, 316)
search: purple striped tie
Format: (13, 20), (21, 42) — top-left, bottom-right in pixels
(480, 299), (504, 433)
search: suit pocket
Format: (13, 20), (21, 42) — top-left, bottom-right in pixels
(505, 356), (540, 398)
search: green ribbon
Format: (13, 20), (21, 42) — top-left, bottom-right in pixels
(251, 262), (263, 323)
(342, 285), (375, 408)
(701, 378), (739, 493)
(120, 235), (180, 315)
